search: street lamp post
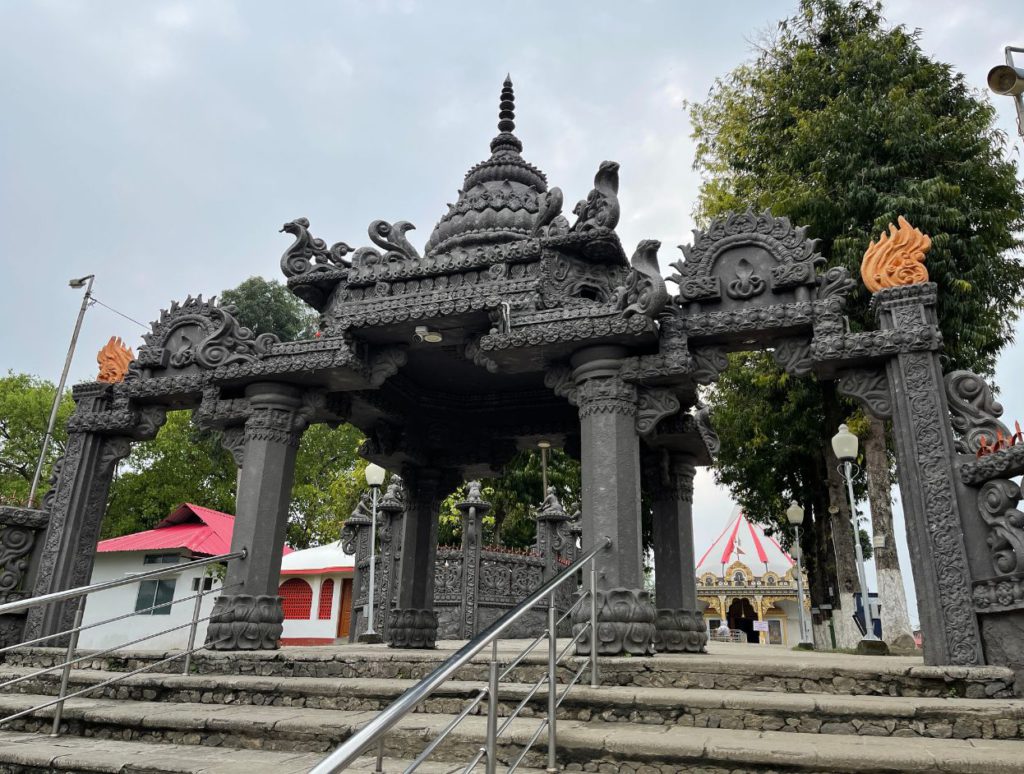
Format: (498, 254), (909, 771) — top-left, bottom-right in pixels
(785, 501), (814, 650)
(831, 424), (889, 655)
(360, 462), (386, 644)
(537, 440), (551, 495)
(27, 275), (95, 507)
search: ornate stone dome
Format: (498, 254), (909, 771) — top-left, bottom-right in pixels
(424, 77), (550, 257)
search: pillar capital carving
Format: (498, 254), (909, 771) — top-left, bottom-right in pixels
(243, 383), (307, 448)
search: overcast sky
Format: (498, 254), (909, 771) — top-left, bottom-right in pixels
(2, 1), (1022, 627)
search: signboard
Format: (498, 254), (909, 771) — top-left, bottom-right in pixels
(752, 621), (770, 632)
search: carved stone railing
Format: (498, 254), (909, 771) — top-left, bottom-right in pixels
(0, 506), (50, 647)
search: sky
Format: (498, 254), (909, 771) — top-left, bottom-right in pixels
(2, 0), (1023, 628)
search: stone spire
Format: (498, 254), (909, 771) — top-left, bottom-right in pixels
(424, 75), (549, 256)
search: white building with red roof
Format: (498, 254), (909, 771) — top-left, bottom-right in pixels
(78, 504), (354, 650)
(696, 508), (809, 645)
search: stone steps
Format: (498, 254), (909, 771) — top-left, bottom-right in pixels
(0, 730), (526, 773)
(2, 667), (1022, 740)
(7, 644), (1016, 698)
(0, 694), (1022, 773)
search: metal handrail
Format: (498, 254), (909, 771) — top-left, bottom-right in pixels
(310, 536), (612, 774)
(0, 549), (246, 737)
(0, 549), (246, 617)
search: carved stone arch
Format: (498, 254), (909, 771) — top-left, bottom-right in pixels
(670, 210), (824, 309)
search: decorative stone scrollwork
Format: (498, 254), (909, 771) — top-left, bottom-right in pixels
(0, 510), (43, 603)
(368, 347), (408, 387)
(614, 240), (668, 321)
(945, 370), (1011, 455)
(544, 365), (578, 406)
(817, 266), (856, 302)
(690, 346), (729, 386)
(571, 587), (656, 656)
(131, 296), (279, 378)
(837, 368), (893, 419)
(670, 209), (822, 305)
(571, 161), (620, 232)
(977, 479), (1024, 575)
(973, 574), (1024, 614)
(387, 609), (438, 649)
(725, 257), (767, 300)
(205, 594), (284, 650)
(464, 339), (499, 374)
(771, 338), (813, 377)
(635, 387), (680, 436)
(279, 217), (352, 279)
(368, 220), (421, 261)
(694, 404), (720, 458)
(653, 609), (708, 653)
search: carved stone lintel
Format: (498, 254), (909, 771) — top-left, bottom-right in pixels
(387, 608), (439, 649)
(837, 368), (893, 420)
(205, 594), (284, 650)
(571, 587), (656, 656)
(653, 609), (708, 653)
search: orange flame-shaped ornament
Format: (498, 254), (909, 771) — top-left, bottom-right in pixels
(96, 336), (135, 383)
(860, 216), (931, 293)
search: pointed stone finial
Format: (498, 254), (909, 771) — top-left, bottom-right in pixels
(498, 75), (515, 133)
(490, 75), (523, 154)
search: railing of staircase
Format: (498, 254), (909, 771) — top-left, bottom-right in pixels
(310, 536), (612, 774)
(0, 548), (246, 736)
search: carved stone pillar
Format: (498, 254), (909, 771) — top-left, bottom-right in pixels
(26, 383), (164, 641)
(569, 346), (655, 656)
(645, 449), (708, 653)
(376, 475), (405, 643)
(456, 482), (490, 638)
(388, 466), (454, 648)
(340, 492), (372, 643)
(534, 487), (572, 583)
(206, 383), (308, 651)
(874, 284), (984, 666)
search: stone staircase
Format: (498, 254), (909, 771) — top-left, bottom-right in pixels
(1, 642), (1022, 773)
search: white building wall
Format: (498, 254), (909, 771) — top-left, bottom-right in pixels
(280, 573), (343, 641)
(78, 552), (222, 651)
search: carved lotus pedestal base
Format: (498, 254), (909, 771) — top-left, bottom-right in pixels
(205, 594), (283, 650)
(572, 588), (656, 656)
(653, 608), (708, 653)
(387, 609), (439, 649)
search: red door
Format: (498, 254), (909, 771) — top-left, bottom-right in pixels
(337, 579), (353, 638)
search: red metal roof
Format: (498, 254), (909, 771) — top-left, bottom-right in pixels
(96, 503), (294, 557)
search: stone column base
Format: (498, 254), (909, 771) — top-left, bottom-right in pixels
(572, 588), (656, 656)
(653, 608), (709, 653)
(205, 594), (283, 651)
(387, 609), (439, 649)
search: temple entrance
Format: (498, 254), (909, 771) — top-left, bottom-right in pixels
(727, 598), (758, 643)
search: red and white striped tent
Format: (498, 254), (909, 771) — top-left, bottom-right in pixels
(696, 507), (795, 578)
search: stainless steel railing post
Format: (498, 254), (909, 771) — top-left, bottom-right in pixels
(374, 738), (384, 773)
(182, 575), (206, 675)
(50, 596), (86, 737)
(485, 639), (499, 774)
(589, 564), (599, 688)
(546, 591), (558, 773)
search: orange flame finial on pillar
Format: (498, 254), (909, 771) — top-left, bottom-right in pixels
(96, 336), (135, 383)
(860, 216), (932, 293)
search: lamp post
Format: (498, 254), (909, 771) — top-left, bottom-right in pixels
(831, 424), (888, 655)
(988, 46), (1024, 139)
(786, 501), (814, 650)
(360, 462), (386, 643)
(537, 440), (551, 495)
(27, 275), (95, 507)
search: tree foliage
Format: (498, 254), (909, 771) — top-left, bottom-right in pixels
(102, 276), (363, 547)
(688, 0), (1024, 605)
(220, 276), (318, 342)
(0, 372), (74, 507)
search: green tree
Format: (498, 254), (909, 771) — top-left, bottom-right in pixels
(689, 0), (1024, 644)
(220, 276), (318, 341)
(103, 276), (365, 546)
(0, 372), (74, 507)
